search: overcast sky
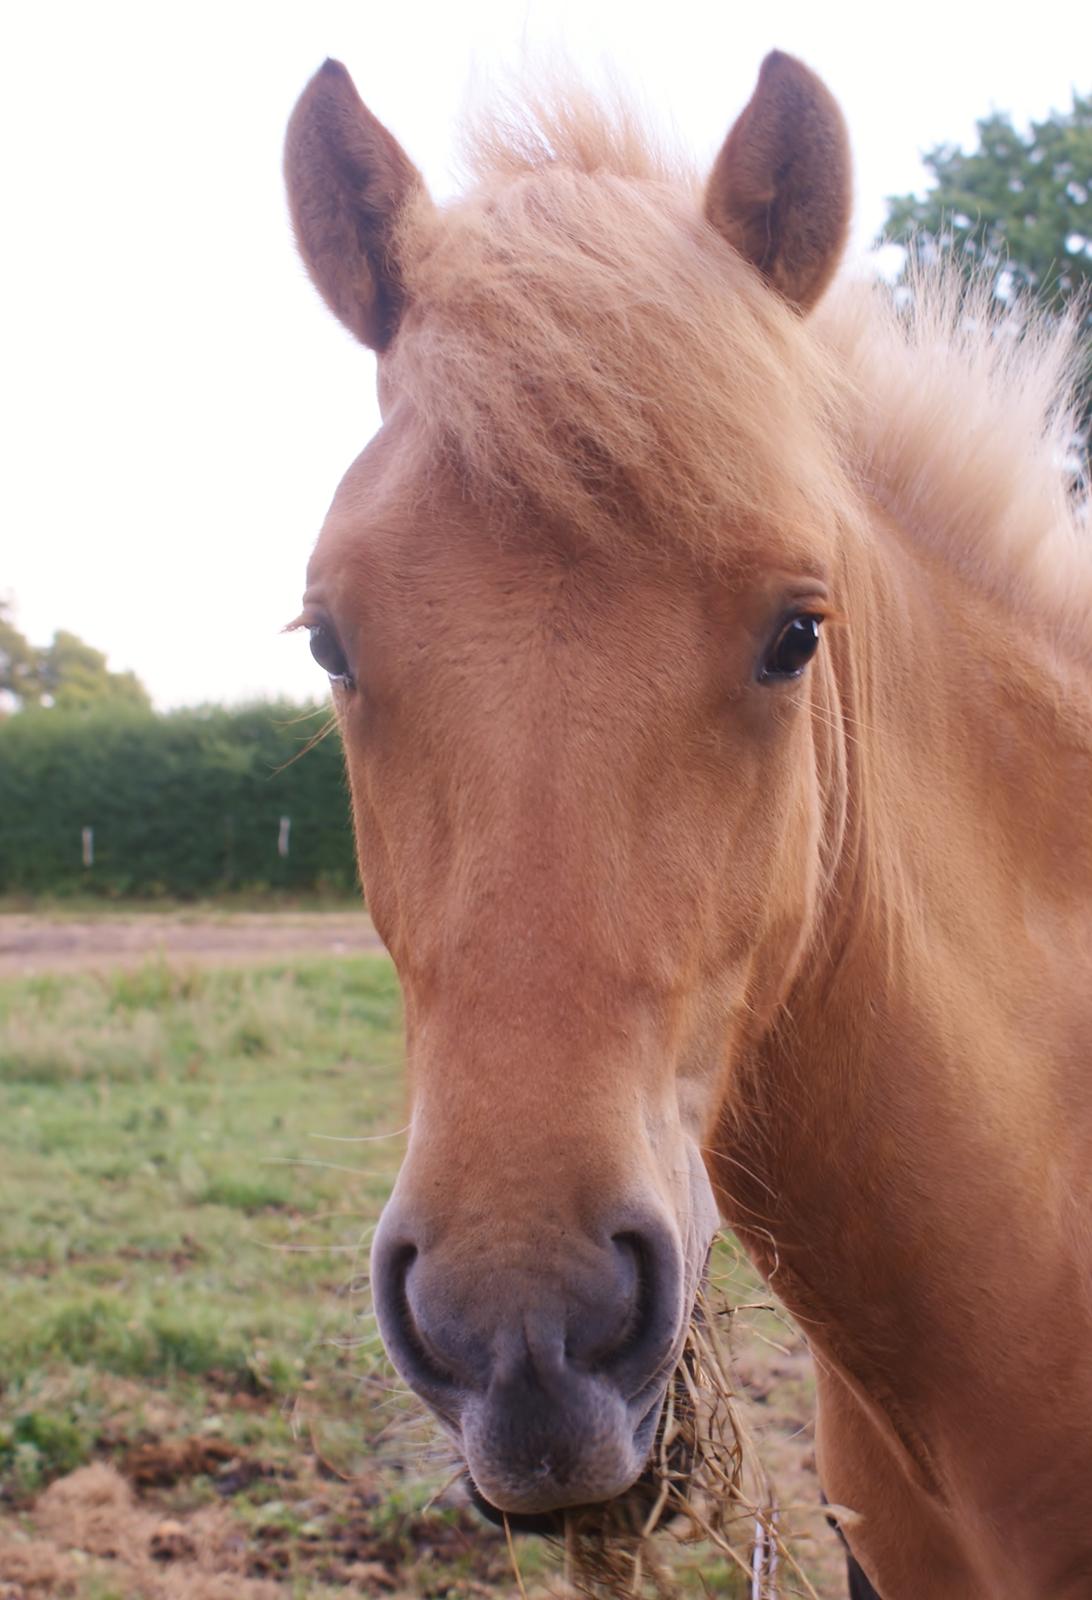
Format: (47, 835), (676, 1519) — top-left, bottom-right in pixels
(3, 0), (1088, 708)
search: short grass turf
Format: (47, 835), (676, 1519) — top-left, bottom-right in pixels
(0, 956), (768, 1597)
(0, 956), (533, 1598)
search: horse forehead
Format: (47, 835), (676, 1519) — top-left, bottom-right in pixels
(315, 440), (710, 623)
(309, 417), (826, 667)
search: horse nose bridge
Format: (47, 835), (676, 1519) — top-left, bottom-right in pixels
(398, 1061), (656, 1209)
(410, 845), (668, 1025)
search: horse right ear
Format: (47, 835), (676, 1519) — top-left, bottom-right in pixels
(284, 60), (425, 351)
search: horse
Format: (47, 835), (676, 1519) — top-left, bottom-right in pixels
(283, 49), (1092, 1599)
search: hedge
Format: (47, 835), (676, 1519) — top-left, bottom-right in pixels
(0, 702), (358, 897)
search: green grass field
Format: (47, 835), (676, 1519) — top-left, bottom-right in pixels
(0, 956), (531, 1598)
(0, 952), (834, 1599)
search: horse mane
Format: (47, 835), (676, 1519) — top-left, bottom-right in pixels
(815, 266), (1090, 638)
(389, 78), (1090, 636)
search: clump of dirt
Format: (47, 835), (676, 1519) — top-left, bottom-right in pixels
(34, 1463), (136, 1559)
(120, 1437), (244, 1490)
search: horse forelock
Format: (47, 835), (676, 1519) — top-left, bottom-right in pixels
(385, 97), (854, 576)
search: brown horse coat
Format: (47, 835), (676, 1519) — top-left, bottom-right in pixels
(285, 50), (1092, 1598)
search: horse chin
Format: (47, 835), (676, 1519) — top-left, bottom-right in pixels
(466, 1481), (567, 1536)
(462, 1376), (673, 1535)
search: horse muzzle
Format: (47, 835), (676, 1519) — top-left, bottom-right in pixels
(371, 1203), (694, 1515)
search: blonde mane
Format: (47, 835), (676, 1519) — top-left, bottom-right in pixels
(389, 82), (1090, 636)
(816, 268), (1090, 638)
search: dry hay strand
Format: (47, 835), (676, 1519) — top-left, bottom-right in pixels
(546, 1287), (822, 1600)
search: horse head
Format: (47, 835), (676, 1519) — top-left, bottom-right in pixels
(285, 50), (852, 1521)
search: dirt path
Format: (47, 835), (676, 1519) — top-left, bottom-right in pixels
(0, 911), (385, 977)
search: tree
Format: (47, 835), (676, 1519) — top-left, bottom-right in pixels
(883, 92), (1092, 461)
(0, 600), (150, 713)
(37, 630), (150, 712)
(0, 600), (43, 707)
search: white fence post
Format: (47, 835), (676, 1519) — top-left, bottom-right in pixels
(278, 815), (291, 859)
(81, 826), (94, 868)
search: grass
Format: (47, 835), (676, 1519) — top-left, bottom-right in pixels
(0, 955), (489, 1597)
(0, 955), (403, 1378)
(0, 951), (831, 1598)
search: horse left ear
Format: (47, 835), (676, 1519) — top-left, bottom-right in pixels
(704, 51), (851, 314)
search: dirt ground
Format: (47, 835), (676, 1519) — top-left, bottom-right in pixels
(0, 1352), (847, 1600)
(0, 911), (385, 978)
(0, 1442), (517, 1600)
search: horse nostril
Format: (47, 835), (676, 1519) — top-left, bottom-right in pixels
(560, 1224), (679, 1399)
(386, 1241), (418, 1333)
(608, 1231), (654, 1361)
(372, 1236), (462, 1400)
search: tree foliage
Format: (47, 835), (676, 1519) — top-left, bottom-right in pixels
(884, 91), (1091, 457)
(0, 602), (150, 713)
(0, 602), (41, 708)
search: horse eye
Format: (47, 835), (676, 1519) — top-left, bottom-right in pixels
(759, 614), (823, 682)
(309, 623), (352, 684)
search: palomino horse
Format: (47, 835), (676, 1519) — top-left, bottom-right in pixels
(284, 50), (1092, 1599)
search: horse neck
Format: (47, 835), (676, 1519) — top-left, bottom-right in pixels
(715, 496), (1092, 1397)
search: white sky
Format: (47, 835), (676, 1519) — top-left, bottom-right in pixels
(3, 0), (1088, 708)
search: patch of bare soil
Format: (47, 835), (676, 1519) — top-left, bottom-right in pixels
(0, 1461), (283, 1600)
(0, 913), (384, 977)
(0, 1452), (513, 1600)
